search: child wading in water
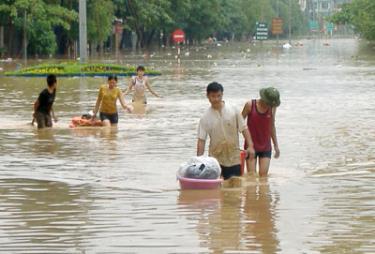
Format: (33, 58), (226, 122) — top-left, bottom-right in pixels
(124, 65), (160, 105)
(33, 74), (58, 129)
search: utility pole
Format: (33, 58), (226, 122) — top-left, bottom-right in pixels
(288, 0), (292, 44)
(79, 0), (88, 63)
(0, 26), (4, 54)
(277, 0), (280, 45)
(23, 10), (27, 65)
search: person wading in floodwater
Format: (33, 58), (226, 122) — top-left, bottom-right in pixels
(92, 75), (132, 127)
(33, 74), (58, 129)
(197, 82), (255, 180)
(242, 87), (281, 177)
(124, 65), (161, 105)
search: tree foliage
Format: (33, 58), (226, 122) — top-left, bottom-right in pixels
(0, 0), (307, 56)
(330, 0), (375, 40)
(87, 0), (114, 48)
(0, 0), (77, 55)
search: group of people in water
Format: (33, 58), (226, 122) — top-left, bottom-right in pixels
(32, 65), (280, 178)
(33, 65), (159, 128)
(197, 82), (280, 178)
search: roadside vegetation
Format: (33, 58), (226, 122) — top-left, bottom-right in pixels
(0, 0), (306, 58)
(329, 0), (375, 41)
(4, 63), (161, 77)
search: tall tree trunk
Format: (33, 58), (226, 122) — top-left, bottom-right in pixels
(91, 42), (98, 58)
(145, 29), (155, 49)
(136, 30), (142, 49)
(99, 41), (104, 57)
(0, 26), (4, 57)
(8, 23), (14, 57)
(23, 11), (27, 63)
(0, 26), (4, 48)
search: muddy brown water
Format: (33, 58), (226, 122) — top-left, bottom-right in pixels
(0, 39), (374, 253)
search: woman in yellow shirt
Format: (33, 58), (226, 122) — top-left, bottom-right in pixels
(92, 75), (132, 127)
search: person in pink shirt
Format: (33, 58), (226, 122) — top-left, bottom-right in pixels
(242, 87), (280, 177)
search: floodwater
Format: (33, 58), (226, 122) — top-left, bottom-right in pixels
(0, 39), (374, 253)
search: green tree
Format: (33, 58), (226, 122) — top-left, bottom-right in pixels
(330, 0), (375, 40)
(0, 0), (77, 56)
(218, 0), (248, 40)
(114, 0), (173, 48)
(87, 0), (115, 56)
(183, 0), (223, 43)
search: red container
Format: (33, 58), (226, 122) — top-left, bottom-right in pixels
(177, 175), (223, 190)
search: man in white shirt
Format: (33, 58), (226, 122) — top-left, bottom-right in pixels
(197, 82), (255, 179)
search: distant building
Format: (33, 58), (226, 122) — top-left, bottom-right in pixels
(304, 0), (354, 36)
(305, 0), (352, 20)
(314, 0), (334, 17)
(304, 0), (352, 18)
(299, 0), (307, 12)
(333, 0), (352, 10)
(304, 0), (353, 34)
(334, 0), (352, 6)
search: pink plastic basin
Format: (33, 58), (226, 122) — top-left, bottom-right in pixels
(177, 175), (223, 190)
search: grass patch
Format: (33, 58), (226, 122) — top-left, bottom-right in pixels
(4, 63), (161, 77)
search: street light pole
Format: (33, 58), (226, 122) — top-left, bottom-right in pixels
(79, 0), (88, 63)
(288, 0), (292, 44)
(23, 10), (27, 65)
(277, 0), (280, 45)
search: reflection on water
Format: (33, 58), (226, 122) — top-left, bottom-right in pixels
(242, 179), (279, 253)
(178, 178), (279, 254)
(0, 179), (91, 252)
(0, 39), (374, 253)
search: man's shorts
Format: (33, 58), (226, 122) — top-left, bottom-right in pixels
(100, 112), (118, 124)
(247, 150), (272, 159)
(35, 111), (52, 129)
(220, 164), (241, 180)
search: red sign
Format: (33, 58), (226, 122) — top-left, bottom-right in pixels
(172, 29), (185, 43)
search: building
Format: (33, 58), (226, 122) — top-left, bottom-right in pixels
(299, 0), (307, 12)
(304, 0), (352, 34)
(305, 0), (352, 19)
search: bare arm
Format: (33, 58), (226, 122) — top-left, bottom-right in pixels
(92, 88), (103, 118)
(33, 100), (39, 114)
(145, 78), (160, 98)
(271, 107), (280, 158)
(32, 100), (39, 124)
(242, 128), (255, 157)
(118, 90), (131, 112)
(197, 139), (205, 156)
(51, 107), (57, 122)
(240, 103), (254, 156)
(123, 78), (134, 95)
(241, 101), (251, 119)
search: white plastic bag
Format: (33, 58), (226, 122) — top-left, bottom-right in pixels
(178, 156), (221, 179)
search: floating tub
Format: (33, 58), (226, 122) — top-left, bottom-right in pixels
(176, 170), (223, 189)
(177, 174), (223, 190)
(177, 151), (247, 190)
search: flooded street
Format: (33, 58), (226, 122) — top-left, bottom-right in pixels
(0, 39), (374, 253)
